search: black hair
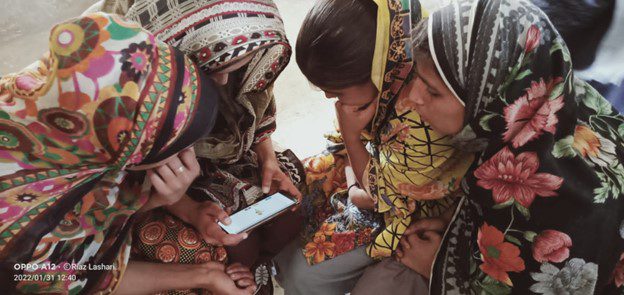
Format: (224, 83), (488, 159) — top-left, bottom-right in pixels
(296, 0), (377, 89)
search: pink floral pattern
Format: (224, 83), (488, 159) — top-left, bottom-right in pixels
(503, 78), (565, 148)
(474, 147), (564, 208)
(532, 230), (572, 263)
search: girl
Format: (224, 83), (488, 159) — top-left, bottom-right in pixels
(0, 12), (254, 294)
(400, 0), (624, 293)
(274, 0), (474, 294)
(100, 0), (305, 293)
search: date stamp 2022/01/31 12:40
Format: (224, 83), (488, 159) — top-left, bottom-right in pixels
(13, 262), (118, 282)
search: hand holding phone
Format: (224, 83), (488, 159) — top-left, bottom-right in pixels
(218, 192), (298, 234)
(190, 201), (248, 246)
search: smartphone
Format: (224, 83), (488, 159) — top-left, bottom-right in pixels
(218, 192), (297, 234)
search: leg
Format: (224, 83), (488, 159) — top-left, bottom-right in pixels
(259, 208), (303, 258)
(225, 229), (261, 268)
(351, 259), (429, 295)
(273, 240), (375, 295)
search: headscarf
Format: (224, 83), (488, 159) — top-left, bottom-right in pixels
(103, 0), (291, 163)
(361, 0), (474, 259)
(427, 0), (624, 293)
(0, 12), (219, 293)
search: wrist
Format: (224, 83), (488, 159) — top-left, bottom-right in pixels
(342, 131), (362, 142)
(165, 195), (197, 225)
(190, 264), (215, 289)
(253, 137), (275, 162)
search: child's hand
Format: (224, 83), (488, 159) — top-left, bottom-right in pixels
(194, 262), (256, 295)
(335, 99), (377, 139)
(396, 231), (442, 278)
(226, 263), (257, 289)
(191, 201), (248, 246)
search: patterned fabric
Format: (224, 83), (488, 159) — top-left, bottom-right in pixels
(132, 209), (228, 295)
(0, 13), (218, 293)
(301, 149), (382, 265)
(299, 0), (475, 264)
(426, 0), (624, 293)
(187, 149), (305, 211)
(102, 0), (291, 163)
(363, 0), (474, 259)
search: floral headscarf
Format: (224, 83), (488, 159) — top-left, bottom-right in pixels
(427, 0), (624, 293)
(103, 0), (292, 163)
(0, 13), (219, 293)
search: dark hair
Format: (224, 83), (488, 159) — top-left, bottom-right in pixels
(296, 0), (377, 89)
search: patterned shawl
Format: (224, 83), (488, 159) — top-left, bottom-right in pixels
(0, 13), (219, 293)
(427, 0), (624, 293)
(361, 0), (473, 259)
(103, 0), (291, 163)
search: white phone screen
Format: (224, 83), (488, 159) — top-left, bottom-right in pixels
(218, 192), (296, 234)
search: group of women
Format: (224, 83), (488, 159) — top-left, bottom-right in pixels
(0, 0), (622, 294)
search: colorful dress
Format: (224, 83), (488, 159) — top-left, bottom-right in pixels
(425, 0), (624, 293)
(101, 0), (303, 293)
(0, 12), (219, 293)
(300, 0), (475, 265)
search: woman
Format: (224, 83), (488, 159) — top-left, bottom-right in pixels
(0, 12), (256, 294)
(274, 1), (474, 294)
(396, 0), (624, 293)
(100, 0), (305, 293)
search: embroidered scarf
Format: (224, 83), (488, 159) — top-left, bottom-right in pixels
(0, 13), (219, 293)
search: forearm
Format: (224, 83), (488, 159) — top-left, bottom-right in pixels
(343, 133), (370, 185)
(114, 261), (202, 295)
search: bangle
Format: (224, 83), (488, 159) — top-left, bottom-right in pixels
(347, 183), (360, 194)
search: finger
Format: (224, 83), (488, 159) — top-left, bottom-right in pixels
(200, 202), (231, 224)
(239, 285), (257, 295)
(220, 231), (248, 246)
(396, 248), (404, 258)
(156, 164), (179, 186)
(261, 168), (275, 194)
(235, 278), (255, 288)
(148, 170), (169, 195)
(229, 271), (254, 281)
(226, 263), (249, 274)
(179, 147), (200, 176)
(204, 222), (248, 246)
(165, 156), (185, 176)
(399, 236), (411, 250)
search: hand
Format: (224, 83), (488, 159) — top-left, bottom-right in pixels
(335, 99), (377, 139)
(396, 231), (442, 278)
(260, 156), (302, 207)
(143, 148), (200, 210)
(193, 262), (256, 295)
(348, 187), (375, 210)
(226, 263), (257, 289)
(190, 201), (248, 246)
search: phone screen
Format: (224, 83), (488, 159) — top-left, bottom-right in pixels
(218, 192), (296, 234)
